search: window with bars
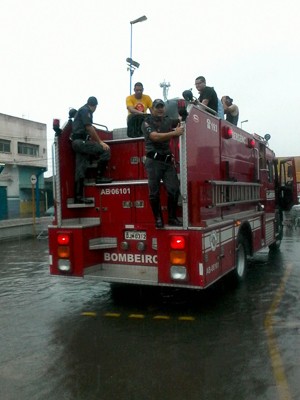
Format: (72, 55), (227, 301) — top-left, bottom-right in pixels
(18, 142), (39, 156)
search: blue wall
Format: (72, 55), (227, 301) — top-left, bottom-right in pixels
(0, 186), (8, 220)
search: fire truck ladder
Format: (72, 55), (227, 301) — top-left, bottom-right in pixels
(208, 181), (262, 208)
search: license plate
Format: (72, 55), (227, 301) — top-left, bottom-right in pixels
(124, 230), (146, 240)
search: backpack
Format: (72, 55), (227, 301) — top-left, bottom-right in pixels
(127, 114), (147, 137)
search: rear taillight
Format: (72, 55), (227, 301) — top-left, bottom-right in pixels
(170, 235), (188, 280)
(56, 232), (72, 272)
(170, 251), (186, 265)
(170, 235), (186, 250)
(57, 233), (70, 245)
(57, 246), (70, 258)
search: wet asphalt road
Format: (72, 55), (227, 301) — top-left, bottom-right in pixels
(0, 228), (299, 400)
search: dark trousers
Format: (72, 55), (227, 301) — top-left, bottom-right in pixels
(145, 157), (180, 224)
(145, 157), (180, 202)
(72, 139), (111, 200)
(72, 139), (110, 181)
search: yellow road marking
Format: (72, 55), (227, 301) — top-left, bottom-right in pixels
(178, 316), (195, 321)
(264, 264), (293, 400)
(104, 312), (121, 318)
(81, 312), (97, 317)
(82, 312), (195, 321)
(153, 315), (171, 320)
(129, 314), (145, 319)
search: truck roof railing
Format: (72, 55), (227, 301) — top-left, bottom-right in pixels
(93, 123), (109, 131)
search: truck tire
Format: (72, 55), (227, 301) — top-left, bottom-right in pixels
(234, 235), (248, 281)
(269, 236), (281, 251)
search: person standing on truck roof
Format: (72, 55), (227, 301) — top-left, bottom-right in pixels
(141, 99), (184, 228)
(221, 95), (239, 126)
(195, 76), (219, 115)
(126, 82), (153, 137)
(71, 96), (112, 204)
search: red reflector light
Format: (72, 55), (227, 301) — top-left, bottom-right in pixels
(248, 138), (256, 148)
(170, 235), (186, 250)
(223, 126), (233, 139)
(57, 234), (70, 245)
(53, 118), (60, 128)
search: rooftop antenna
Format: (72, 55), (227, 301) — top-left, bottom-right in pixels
(160, 80), (171, 101)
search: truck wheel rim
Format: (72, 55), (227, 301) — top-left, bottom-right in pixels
(237, 244), (245, 278)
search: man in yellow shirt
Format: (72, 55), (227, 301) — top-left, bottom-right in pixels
(126, 82), (152, 115)
(126, 82), (152, 137)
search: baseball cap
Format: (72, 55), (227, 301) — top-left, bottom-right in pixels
(152, 99), (165, 108)
(87, 96), (98, 106)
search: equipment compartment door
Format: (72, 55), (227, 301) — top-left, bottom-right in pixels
(219, 225), (235, 274)
(203, 226), (235, 286)
(108, 140), (142, 181)
(99, 186), (133, 226)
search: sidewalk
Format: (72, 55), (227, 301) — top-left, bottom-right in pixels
(0, 216), (53, 241)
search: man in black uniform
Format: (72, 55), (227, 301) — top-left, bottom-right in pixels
(141, 99), (184, 228)
(71, 96), (112, 204)
(195, 76), (218, 114)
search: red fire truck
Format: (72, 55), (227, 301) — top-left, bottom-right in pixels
(48, 99), (297, 289)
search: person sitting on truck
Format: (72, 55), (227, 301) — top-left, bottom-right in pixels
(221, 95), (239, 126)
(195, 76), (219, 115)
(71, 96), (112, 204)
(141, 99), (184, 228)
(126, 82), (153, 137)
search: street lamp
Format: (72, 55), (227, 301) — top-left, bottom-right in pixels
(128, 15), (147, 94)
(126, 57), (140, 78)
(241, 119), (248, 129)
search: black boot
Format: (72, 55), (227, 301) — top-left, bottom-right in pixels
(74, 178), (93, 204)
(167, 194), (182, 226)
(96, 161), (112, 184)
(150, 199), (164, 228)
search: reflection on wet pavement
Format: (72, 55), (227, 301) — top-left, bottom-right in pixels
(0, 230), (299, 400)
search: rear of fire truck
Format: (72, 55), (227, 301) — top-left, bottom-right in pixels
(48, 102), (297, 289)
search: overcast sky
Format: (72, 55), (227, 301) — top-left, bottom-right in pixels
(1, 0), (300, 175)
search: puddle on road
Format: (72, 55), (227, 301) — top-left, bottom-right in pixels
(0, 234), (299, 400)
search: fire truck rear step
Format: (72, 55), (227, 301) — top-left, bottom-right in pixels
(51, 217), (100, 228)
(89, 237), (117, 250)
(85, 263), (158, 284)
(85, 179), (149, 186)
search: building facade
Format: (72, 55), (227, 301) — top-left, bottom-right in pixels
(0, 113), (48, 219)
